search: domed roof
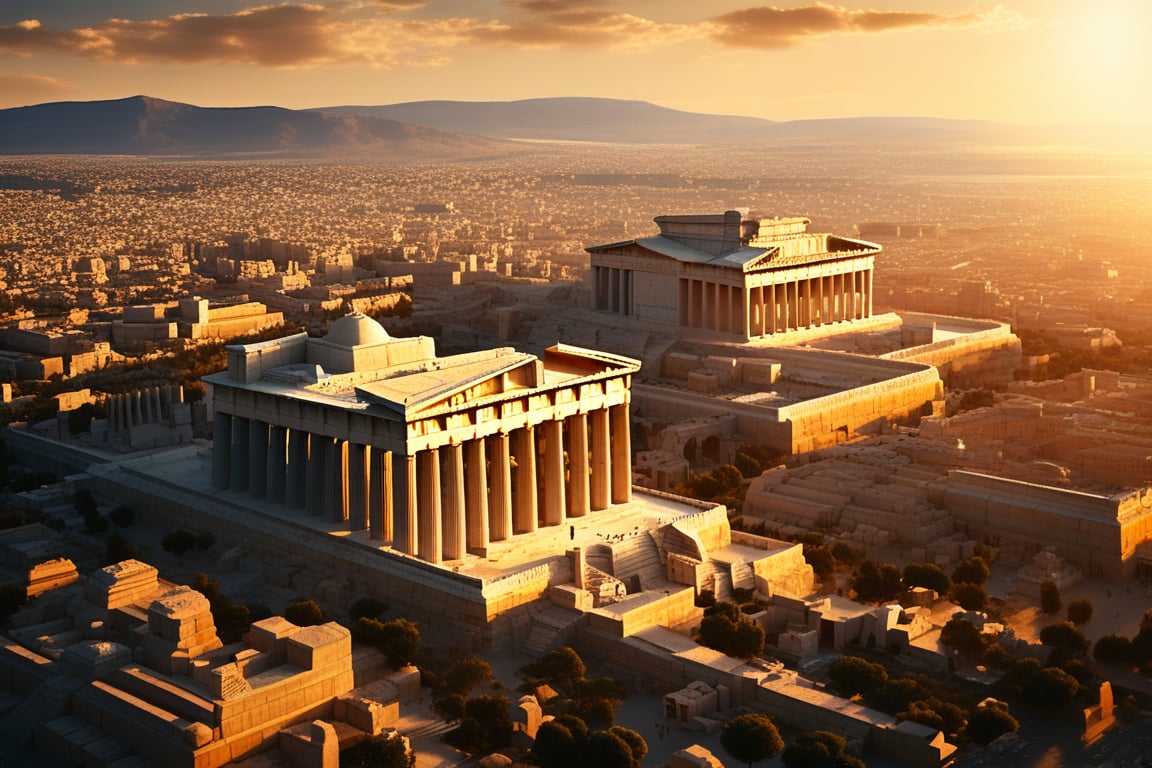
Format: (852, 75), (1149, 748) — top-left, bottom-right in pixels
(324, 311), (390, 348)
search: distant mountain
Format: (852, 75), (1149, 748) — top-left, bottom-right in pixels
(0, 96), (518, 159)
(316, 97), (1149, 149)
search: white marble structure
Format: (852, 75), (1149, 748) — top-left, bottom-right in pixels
(205, 312), (639, 565)
(587, 211), (879, 341)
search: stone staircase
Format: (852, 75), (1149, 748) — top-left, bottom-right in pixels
(36, 714), (150, 768)
(608, 534), (664, 591)
(521, 605), (584, 658)
(0, 674), (83, 744)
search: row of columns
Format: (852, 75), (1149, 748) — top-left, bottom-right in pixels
(107, 384), (185, 434)
(211, 404), (633, 565)
(593, 266), (633, 315)
(675, 269), (873, 339)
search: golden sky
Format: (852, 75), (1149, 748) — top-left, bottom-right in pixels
(0, 0), (1147, 124)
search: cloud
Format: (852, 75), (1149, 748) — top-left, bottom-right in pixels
(0, 2), (1028, 68)
(0, 72), (71, 106)
(707, 3), (1022, 48)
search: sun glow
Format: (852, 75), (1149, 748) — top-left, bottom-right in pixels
(1051, 1), (1151, 122)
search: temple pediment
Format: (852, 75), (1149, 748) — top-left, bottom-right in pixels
(354, 352), (539, 416)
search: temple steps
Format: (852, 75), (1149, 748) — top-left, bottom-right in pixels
(0, 674), (83, 744)
(609, 534), (664, 591)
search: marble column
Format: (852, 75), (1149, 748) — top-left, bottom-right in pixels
(442, 443), (466, 560)
(306, 433), (325, 516)
(866, 270), (874, 317)
(488, 434), (513, 541)
(417, 449), (443, 563)
(322, 438), (344, 522)
(512, 427), (537, 534)
(541, 420), (566, 527)
(347, 442), (368, 531)
(610, 403), (631, 505)
(248, 419), (268, 498)
(286, 429), (308, 508)
(393, 453), (418, 555)
(590, 407), (611, 511)
(212, 413), (232, 489)
(565, 414), (590, 519)
(230, 415), (250, 492)
(267, 425), (288, 503)
(370, 449), (390, 542)
(465, 438), (490, 552)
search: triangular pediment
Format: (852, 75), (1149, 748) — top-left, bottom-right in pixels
(741, 247), (781, 272)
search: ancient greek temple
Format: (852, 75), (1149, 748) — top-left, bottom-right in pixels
(206, 313), (638, 565)
(587, 211), (879, 340)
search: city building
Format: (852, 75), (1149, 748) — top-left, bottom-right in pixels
(587, 211), (879, 341)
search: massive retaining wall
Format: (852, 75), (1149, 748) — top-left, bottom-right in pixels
(884, 313), (1021, 387)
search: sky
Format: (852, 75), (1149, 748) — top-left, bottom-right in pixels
(0, 0), (1148, 125)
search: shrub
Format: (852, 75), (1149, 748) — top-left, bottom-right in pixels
(951, 556), (990, 586)
(966, 700), (1018, 745)
(284, 599), (326, 626)
(109, 504), (135, 528)
(350, 597), (388, 622)
(902, 562), (950, 594)
(161, 529), (196, 557)
(828, 656), (888, 697)
(950, 582), (988, 612)
(1039, 622), (1090, 655)
(1093, 634), (1133, 665)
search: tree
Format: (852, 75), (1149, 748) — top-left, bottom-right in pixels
(607, 726), (647, 768)
(161, 528), (196, 558)
(432, 693), (466, 722)
(902, 562), (950, 595)
(721, 713), (784, 767)
(582, 730), (635, 768)
(804, 545), (835, 580)
(966, 700), (1018, 745)
(781, 730), (864, 768)
(463, 694), (512, 749)
(1040, 580), (1062, 615)
(868, 678), (924, 716)
(951, 556), (990, 586)
(341, 732), (415, 768)
(284, 599), (326, 626)
(1066, 599), (1094, 626)
(1022, 667), (1080, 708)
(900, 699), (965, 736)
(828, 656), (888, 697)
(105, 533), (139, 564)
(1093, 633), (1133, 665)
(950, 582), (989, 612)
(349, 597), (388, 622)
(519, 646), (586, 690)
(352, 617), (420, 669)
(939, 617), (984, 659)
(698, 603), (765, 660)
(851, 560), (902, 603)
(1039, 622), (1090, 655)
(109, 504), (135, 528)
(444, 656), (494, 696)
(533, 720), (576, 768)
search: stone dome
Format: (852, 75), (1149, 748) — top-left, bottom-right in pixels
(324, 311), (390, 348)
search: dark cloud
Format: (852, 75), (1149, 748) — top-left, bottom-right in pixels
(708, 4), (996, 48)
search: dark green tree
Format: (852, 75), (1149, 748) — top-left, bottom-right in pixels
(828, 656), (888, 697)
(1040, 580), (1062, 615)
(341, 732), (415, 768)
(720, 713), (784, 767)
(939, 617), (984, 659)
(607, 726), (647, 768)
(781, 730), (864, 768)
(533, 720), (576, 768)
(161, 528), (196, 558)
(1093, 633), (1133, 665)
(582, 730), (635, 768)
(951, 556), (990, 586)
(1039, 622), (1090, 655)
(950, 582), (988, 612)
(519, 646), (586, 690)
(966, 700), (1018, 745)
(902, 562), (950, 594)
(284, 599), (326, 626)
(444, 656), (494, 696)
(1022, 667), (1080, 708)
(1066, 599), (1093, 626)
(804, 545), (835, 580)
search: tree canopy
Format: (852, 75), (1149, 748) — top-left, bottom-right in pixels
(720, 713), (784, 767)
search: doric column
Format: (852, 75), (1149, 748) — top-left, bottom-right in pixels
(609, 403), (631, 504)
(678, 278), (689, 327)
(742, 287), (752, 340)
(565, 414), (590, 519)
(132, 391), (142, 426)
(701, 281), (712, 330)
(465, 438), (490, 551)
(541, 420), (566, 527)
(589, 407), (611, 511)
(866, 269), (874, 317)
(323, 438), (345, 522)
(610, 268), (620, 313)
(512, 427), (538, 534)
(370, 449), (391, 542)
(248, 419), (268, 498)
(488, 434), (513, 541)
(417, 449), (443, 563)
(347, 442), (368, 531)
(306, 434), (326, 516)
(267, 425), (288, 503)
(393, 453), (418, 555)
(212, 412), (232, 489)
(230, 415), (250, 492)
(286, 429), (308, 508)
(802, 279), (813, 328)
(442, 443), (466, 560)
